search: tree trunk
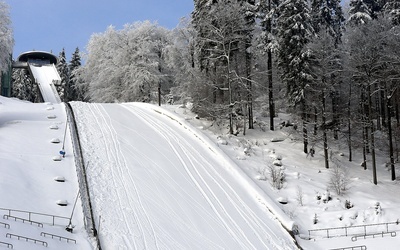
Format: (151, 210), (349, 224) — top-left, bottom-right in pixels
(348, 82), (352, 162)
(367, 83), (377, 185)
(387, 84), (395, 181)
(246, 49), (254, 130)
(322, 90), (329, 169)
(314, 106), (318, 136)
(302, 98), (308, 154)
(267, 0), (275, 131)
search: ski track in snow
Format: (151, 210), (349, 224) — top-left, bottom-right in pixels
(72, 102), (297, 250)
(122, 103), (284, 249)
(87, 104), (158, 250)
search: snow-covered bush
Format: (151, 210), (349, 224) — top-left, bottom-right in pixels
(375, 202), (382, 215)
(268, 165), (285, 189)
(296, 186), (304, 206)
(313, 213), (318, 224)
(322, 190), (332, 203)
(256, 167), (267, 181)
(345, 200), (354, 209)
(328, 163), (350, 195)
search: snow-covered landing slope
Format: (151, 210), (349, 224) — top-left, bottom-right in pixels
(71, 102), (298, 250)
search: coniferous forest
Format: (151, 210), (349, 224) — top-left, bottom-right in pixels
(3, 0), (400, 183)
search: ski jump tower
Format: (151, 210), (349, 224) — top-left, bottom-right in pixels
(14, 51), (62, 104)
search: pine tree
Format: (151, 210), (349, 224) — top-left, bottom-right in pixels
(259, 0), (281, 131)
(311, 0), (345, 44)
(56, 48), (68, 101)
(383, 0), (400, 25)
(311, 0), (345, 140)
(348, 0), (384, 25)
(239, 0), (257, 130)
(11, 69), (35, 102)
(68, 47), (82, 101)
(276, 0), (315, 153)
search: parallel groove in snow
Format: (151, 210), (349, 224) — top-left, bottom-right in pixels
(72, 102), (298, 250)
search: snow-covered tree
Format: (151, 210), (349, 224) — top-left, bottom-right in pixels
(191, 0), (255, 134)
(11, 69), (35, 102)
(258, 0), (281, 131)
(166, 17), (198, 103)
(56, 48), (68, 101)
(310, 0), (345, 140)
(383, 0), (400, 25)
(67, 47), (83, 101)
(79, 21), (172, 103)
(276, 0), (315, 153)
(348, 0), (383, 25)
(344, 18), (393, 184)
(311, 0), (345, 45)
(0, 1), (14, 74)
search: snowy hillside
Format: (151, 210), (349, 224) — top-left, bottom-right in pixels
(0, 97), (91, 249)
(1, 95), (399, 249)
(70, 102), (297, 249)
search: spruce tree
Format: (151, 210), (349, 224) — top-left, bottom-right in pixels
(68, 47), (83, 101)
(383, 0), (400, 25)
(56, 48), (68, 102)
(348, 0), (384, 25)
(11, 69), (35, 102)
(259, 0), (281, 130)
(239, 0), (256, 130)
(311, 0), (345, 140)
(311, 0), (345, 44)
(276, 0), (314, 153)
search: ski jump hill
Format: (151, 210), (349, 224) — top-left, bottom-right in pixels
(3, 51), (299, 249)
(14, 51), (62, 104)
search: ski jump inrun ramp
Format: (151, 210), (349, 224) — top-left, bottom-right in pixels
(16, 51), (62, 104)
(29, 63), (62, 104)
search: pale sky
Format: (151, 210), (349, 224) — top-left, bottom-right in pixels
(6, 0), (194, 60)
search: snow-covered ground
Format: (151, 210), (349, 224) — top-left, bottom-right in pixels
(29, 64), (62, 104)
(1, 94), (399, 249)
(71, 102), (297, 249)
(0, 97), (91, 249)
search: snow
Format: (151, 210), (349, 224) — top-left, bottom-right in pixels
(0, 97), (91, 249)
(28, 64), (62, 104)
(1, 95), (399, 249)
(70, 102), (297, 249)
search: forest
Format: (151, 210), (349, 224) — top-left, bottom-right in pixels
(3, 0), (400, 184)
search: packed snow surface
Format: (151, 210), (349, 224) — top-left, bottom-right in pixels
(29, 64), (61, 104)
(2, 94), (400, 250)
(0, 97), (91, 249)
(71, 102), (297, 249)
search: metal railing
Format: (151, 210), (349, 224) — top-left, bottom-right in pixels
(6, 233), (47, 247)
(0, 241), (13, 249)
(41, 232), (76, 243)
(3, 215), (43, 227)
(0, 221), (10, 229)
(329, 245), (366, 250)
(0, 207), (69, 226)
(351, 231), (396, 241)
(308, 220), (400, 239)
